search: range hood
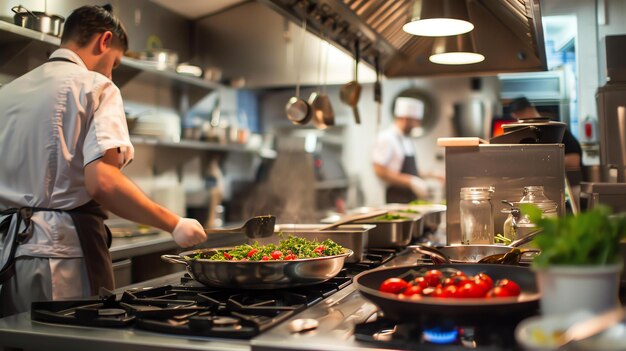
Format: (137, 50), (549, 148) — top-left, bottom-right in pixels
(258, 0), (547, 77)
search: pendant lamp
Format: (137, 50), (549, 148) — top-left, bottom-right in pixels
(403, 0), (474, 37)
(429, 33), (484, 65)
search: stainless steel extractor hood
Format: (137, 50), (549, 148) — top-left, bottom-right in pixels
(258, 0), (547, 77)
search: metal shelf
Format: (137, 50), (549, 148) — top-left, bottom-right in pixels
(130, 136), (261, 154)
(0, 20), (222, 101)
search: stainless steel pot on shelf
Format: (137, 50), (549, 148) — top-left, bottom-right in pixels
(12, 5), (65, 37)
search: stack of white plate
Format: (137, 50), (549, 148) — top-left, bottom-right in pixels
(131, 110), (181, 142)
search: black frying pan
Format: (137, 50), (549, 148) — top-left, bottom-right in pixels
(354, 264), (539, 323)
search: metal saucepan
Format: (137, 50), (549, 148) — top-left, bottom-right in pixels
(162, 247), (353, 289)
(411, 229), (541, 263)
(285, 16), (311, 125)
(12, 5), (65, 37)
(310, 35), (334, 129)
(339, 39), (361, 124)
(354, 263), (540, 323)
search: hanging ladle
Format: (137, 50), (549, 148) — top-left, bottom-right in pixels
(285, 15), (311, 125)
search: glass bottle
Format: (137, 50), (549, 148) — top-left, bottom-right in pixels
(460, 187), (495, 245)
(518, 186), (557, 217)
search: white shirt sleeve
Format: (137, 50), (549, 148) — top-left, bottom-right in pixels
(372, 132), (395, 167)
(83, 79), (134, 168)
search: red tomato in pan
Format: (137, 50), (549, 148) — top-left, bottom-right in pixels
(379, 278), (409, 294)
(497, 279), (521, 296)
(424, 270), (443, 287)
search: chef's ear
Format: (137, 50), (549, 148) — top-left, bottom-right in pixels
(97, 31), (114, 52)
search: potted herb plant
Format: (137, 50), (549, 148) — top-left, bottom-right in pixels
(521, 204), (626, 316)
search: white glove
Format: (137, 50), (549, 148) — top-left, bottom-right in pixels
(172, 218), (207, 248)
(409, 176), (429, 199)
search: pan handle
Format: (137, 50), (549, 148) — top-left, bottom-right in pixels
(408, 245), (451, 264)
(161, 254), (189, 266)
(510, 228), (542, 247)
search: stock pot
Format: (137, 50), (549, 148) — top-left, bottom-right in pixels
(12, 5), (65, 37)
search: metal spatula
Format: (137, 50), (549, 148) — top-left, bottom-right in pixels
(205, 215), (276, 239)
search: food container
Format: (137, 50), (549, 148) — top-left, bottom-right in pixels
(252, 224), (374, 263)
(12, 5), (65, 37)
(343, 206), (426, 240)
(354, 216), (414, 249)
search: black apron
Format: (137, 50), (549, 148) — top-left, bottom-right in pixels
(386, 136), (419, 203)
(0, 202), (113, 295)
(0, 56), (114, 295)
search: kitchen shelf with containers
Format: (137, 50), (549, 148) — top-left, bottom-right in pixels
(0, 20), (222, 99)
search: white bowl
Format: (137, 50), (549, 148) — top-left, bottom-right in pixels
(515, 311), (626, 351)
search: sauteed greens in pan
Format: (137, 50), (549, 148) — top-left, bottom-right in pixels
(189, 235), (345, 261)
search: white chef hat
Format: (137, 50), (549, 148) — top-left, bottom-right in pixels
(394, 97), (424, 120)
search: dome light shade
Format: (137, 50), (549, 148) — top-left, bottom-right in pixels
(403, 0), (474, 37)
(429, 34), (485, 65)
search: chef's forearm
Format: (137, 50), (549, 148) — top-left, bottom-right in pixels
(373, 163), (413, 188)
(84, 151), (179, 232)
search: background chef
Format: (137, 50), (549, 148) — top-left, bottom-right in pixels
(372, 97), (431, 203)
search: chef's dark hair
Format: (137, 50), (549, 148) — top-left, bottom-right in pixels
(61, 5), (128, 52)
(509, 97), (533, 114)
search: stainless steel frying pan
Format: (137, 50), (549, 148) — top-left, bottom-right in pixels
(162, 248), (353, 289)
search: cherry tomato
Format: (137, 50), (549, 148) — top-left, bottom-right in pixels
(472, 277), (491, 296)
(379, 278), (409, 294)
(424, 270), (443, 287)
(475, 272), (494, 289)
(412, 276), (429, 289)
(457, 281), (485, 298)
(247, 248), (259, 258)
(403, 285), (424, 297)
(487, 286), (516, 298)
(431, 285), (455, 298)
(443, 275), (470, 287)
(223, 252), (233, 260)
(284, 253), (297, 260)
(497, 279), (521, 296)
(313, 245), (325, 255)
(271, 250), (283, 260)
(261, 256), (270, 261)
(443, 285), (458, 298)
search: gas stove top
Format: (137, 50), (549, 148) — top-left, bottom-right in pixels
(28, 249), (396, 341)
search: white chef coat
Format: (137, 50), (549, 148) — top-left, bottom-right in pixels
(372, 124), (416, 174)
(0, 48), (134, 313)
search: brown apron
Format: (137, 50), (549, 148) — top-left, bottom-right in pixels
(0, 201), (113, 295)
(386, 136), (419, 203)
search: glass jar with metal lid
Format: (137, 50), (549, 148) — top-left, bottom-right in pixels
(517, 185), (557, 217)
(460, 186), (495, 245)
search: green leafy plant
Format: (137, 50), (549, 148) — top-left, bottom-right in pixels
(521, 204), (626, 267)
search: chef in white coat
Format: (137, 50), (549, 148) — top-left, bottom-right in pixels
(372, 97), (430, 203)
(0, 5), (207, 317)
